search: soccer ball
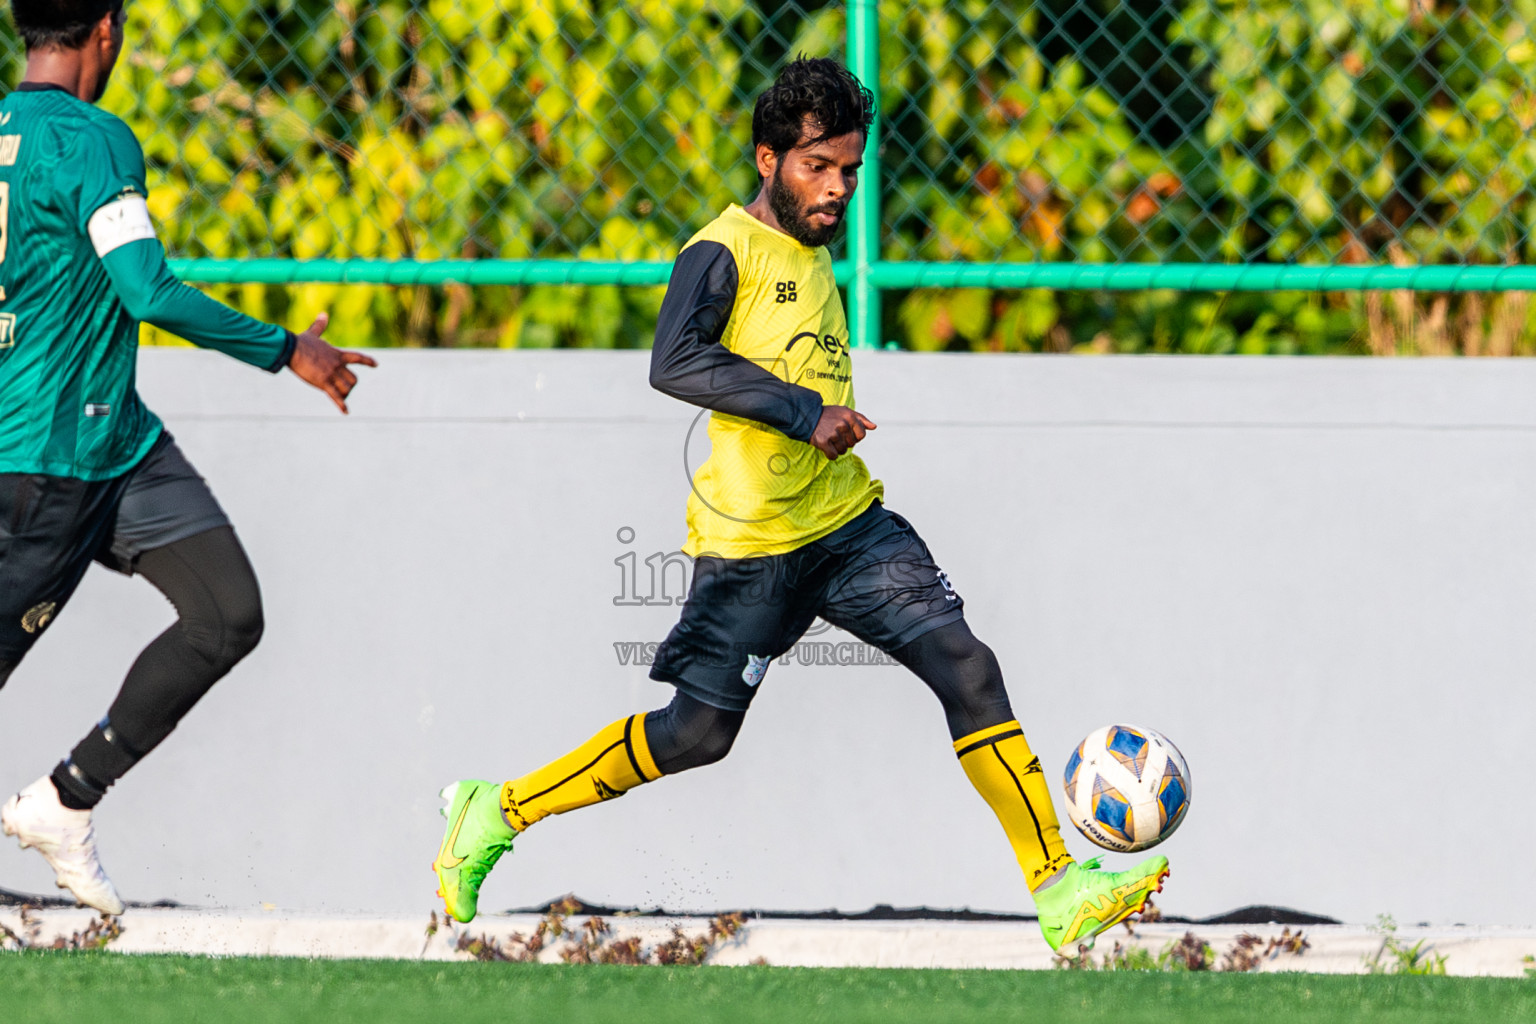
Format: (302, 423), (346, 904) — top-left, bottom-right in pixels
(1062, 724), (1190, 853)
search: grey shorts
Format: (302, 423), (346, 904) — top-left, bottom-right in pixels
(100, 431), (230, 574)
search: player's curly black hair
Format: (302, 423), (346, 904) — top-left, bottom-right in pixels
(751, 56), (875, 161)
(9, 0), (123, 51)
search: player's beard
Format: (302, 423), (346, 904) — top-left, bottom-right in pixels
(768, 164), (845, 248)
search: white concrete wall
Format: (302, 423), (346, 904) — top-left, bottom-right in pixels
(4, 349), (1535, 925)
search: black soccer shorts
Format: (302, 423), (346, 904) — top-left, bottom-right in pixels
(0, 432), (231, 683)
(650, 501), (966, 711)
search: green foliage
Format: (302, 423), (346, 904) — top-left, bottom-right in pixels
(0, 2), (1529, 351)
(881, 0), (1536, 353)
(3, 0), (802, 347)
(1364, 915), (1449, 977)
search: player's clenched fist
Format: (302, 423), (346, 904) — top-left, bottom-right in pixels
(287, 312), (378, 414)
(810, 405), (877, 460)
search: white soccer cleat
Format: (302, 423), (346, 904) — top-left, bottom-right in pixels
(1, 776), (125, 916)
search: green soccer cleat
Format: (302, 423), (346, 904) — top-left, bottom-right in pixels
(1033, 854), (1170, 954)
(432, 780), (517, 923)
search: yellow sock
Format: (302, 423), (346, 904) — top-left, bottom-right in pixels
(500, 714), (660, 832)
(954, 720), (1073, 891)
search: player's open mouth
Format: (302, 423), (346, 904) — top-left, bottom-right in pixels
(809, 208), (843, 226)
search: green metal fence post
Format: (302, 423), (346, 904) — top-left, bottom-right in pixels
(847, 0), (881, 351)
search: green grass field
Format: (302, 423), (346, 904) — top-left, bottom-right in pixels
(2, 955), (1535, 1024)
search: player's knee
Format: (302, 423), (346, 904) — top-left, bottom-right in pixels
(183, 577), (264, 674)
(649, 696), (745, 774)
(223, 587), (265, 665)
(900, 621), (1012, 732)
(686, 713), (741, 768)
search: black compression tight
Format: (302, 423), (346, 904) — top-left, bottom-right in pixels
(891, 619), (1015, 741)
(642, 692), (745, 775)
(52, 527), (264, 809)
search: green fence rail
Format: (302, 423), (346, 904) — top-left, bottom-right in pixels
(7, 1), (1536, 354)
(167, 258), (1536, 294)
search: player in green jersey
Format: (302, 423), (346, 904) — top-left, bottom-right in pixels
(0, 0), (375, 915)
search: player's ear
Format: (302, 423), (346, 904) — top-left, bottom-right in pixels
(755, 143), (777, 181)
(90, 10), (114, 57)
(93, 4), (126, 85)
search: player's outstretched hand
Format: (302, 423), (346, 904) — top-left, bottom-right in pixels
(810, 405), (876, 460)
(287, 313), (378, 414)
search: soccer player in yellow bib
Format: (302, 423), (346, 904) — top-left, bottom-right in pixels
(435, 58), (1169, 953)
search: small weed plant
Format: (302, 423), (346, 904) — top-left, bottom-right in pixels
(440, 897), (750, 965)
(1363, 915), (1447, 976)
(1059, 927), (1311, 973)
(1056, 901), (1311, 973)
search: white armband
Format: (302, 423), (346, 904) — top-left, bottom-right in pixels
(88, 194), (157, 257)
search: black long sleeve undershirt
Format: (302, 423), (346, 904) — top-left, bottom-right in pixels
(649, 241), (823, 442)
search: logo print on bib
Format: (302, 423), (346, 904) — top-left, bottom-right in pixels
(786, 331), (848, 366)
(741, 654), (771, 688)
(21, 602), (56, 635)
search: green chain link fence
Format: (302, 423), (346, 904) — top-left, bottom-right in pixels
(4, 0), (1535, 353)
